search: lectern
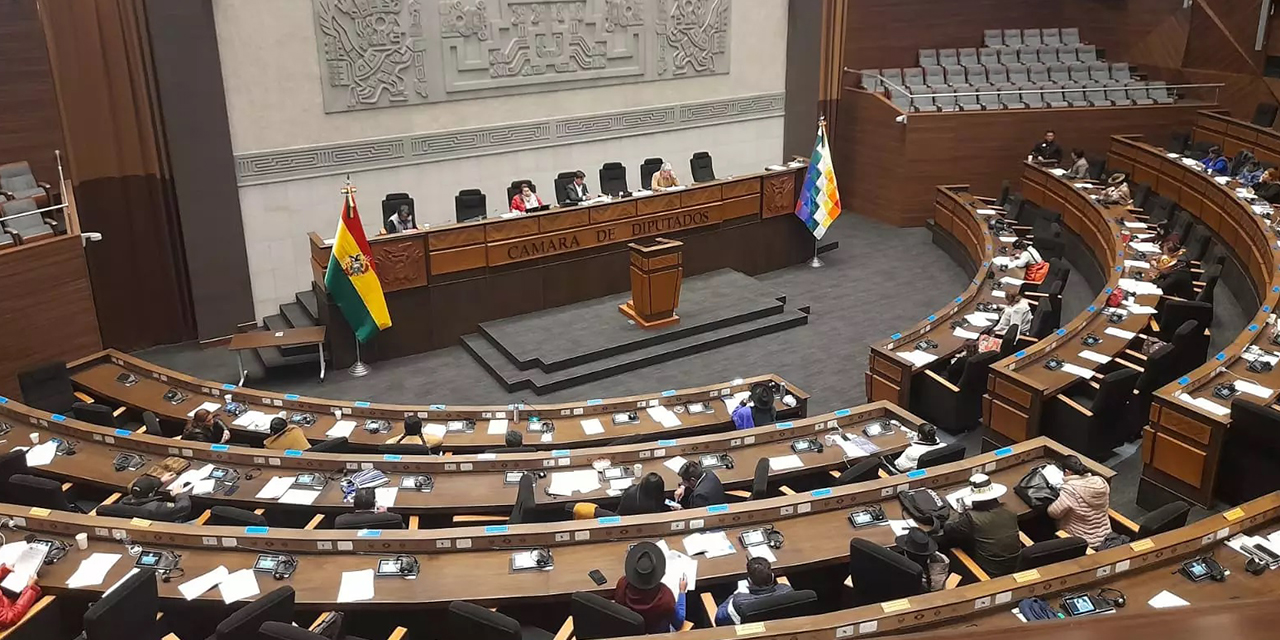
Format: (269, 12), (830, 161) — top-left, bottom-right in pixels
(619, 237), (683, 328)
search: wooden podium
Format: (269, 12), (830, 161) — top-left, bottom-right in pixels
(619, 238), (683, 328)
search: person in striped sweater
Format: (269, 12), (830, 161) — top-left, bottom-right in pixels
(1047, 456), (1113, 549)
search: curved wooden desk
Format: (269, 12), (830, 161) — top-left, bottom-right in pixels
(984, 163), (1150, 446)
(1106, 135), (1280, 508)
(0, 395), (907, 518)
(68, 350), (808, 452)
(0, 436), (1103, 609)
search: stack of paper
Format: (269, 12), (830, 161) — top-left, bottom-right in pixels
(1128, 241), (1162, 253)
(720, 391), (750, 414)
(975, 208), (997, 215)
(834, 438), (869, 459)
(896, 350), (938, 367)
(1000, 276), (1025, 286)
(768, 455), (804, 471)
(186, 402), (222, 418)
(337, 569), (375, 603)
(683, 531), (736, 558)
(1242, 348), (1280, 366)
(965, 312), (997, 327)
(279, 489), (322, 505)
(1122, 221), (1148, 229)
(1123, 260), (1151, 269)
(580, 418), (605, 435)
(953, 328), (981, 340)
(998, 235), (1019, 242)
(660, 548), (698, 593)
(646, 406), (682, 428)
(747, 545), (777, 562)
(1118, 278), (1163, 296)
(375, 487), (398, 509)
(1177, 393), (1231, 416)
(1233, 380), (1275, 399)
(663, 456), (689, 474)
(66, 553), (121, 588)
(232, 411), (270, 431)
(546, 469), (601, 497)
(423, 423), (447, 439)
(23, 441), (57, 468)
(167, 463), (215, 494)
(1060, 363), (1095, 379)
(1104, 327), (1137, 340)
(1078, 350), (1111, 365)
(0, 544), (47, 593)
(326, 420), (357, 438)
(255, 476), (295, 500)
(1147, 590), (1190, 608)
(487, 419), (509, 435)
(218, 568), (260, 604)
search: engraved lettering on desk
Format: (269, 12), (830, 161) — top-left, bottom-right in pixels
(630, 209), (712, 237)
(500, 208), (714, 263)
(507, 235), (582, 260)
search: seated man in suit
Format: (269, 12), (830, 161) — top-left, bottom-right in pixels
(564, 171), (591, 204)
(715, 557), (793, 625)
(264, 416), (310, 451)
(676, 460), (725, 509)
(385, 203), (416, 233)
(510, 182), (544, 212)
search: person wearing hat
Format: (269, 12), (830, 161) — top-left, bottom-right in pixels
(993, 238), (1043, 271)
(1152, 257), (1195, 300)
(732, 382), (777, 430)
(676, 460), (726, 509)
(893, 423), (947, 472)
(264, 415), (310, 451)
(941, 474), (1021, 577)
(714, 557), (793, 625)
(1098, 173), (1132, 206)
(614, 541), (686, 633)
(651, 163), (681, 191)
(1200, 146), (1229, 175)
(116, 474), (192, 523)
(896, 528), (950, 592)
(384, 415), (443, 450)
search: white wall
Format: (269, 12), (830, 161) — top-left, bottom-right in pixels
(211, 0), (791, 319)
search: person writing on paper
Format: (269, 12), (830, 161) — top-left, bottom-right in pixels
(182, 409), (229, 444)
(617, 473), (669, 516)
(564, 171), (591, 204)
(1098, 173), (1132, 206)
(384, 415), (442, 449)
(1200, 146), (1229, 175)
(994, 238), (1043, 271)
(385, 204), (416, 233)
(893, 423), (947, 472)
(115, 474), (192, 523)
(1063, 149), (1089, 179)
(1047, 455), (1113, 549)
(941, 474), (1021, 577)
(731, 382), (777, 430)
(986, 290), (1032, 337)
(715, 557), (793, 625)
(1030, 130), (1062, 165)
(676, 460), (725, 509)
(651, 163), (681, 191)
(264, 416), (310, 451)
(614, 541), (686, 633)
(510, 183), (544, 213)
(0, 564), (39, 628)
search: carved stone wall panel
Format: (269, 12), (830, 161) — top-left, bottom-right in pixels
(313, 0), (732, 113)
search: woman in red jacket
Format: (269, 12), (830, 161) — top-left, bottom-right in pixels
(0, 564), (41, 628)
(509, 183), (543, 212)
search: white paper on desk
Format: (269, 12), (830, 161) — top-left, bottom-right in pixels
(1124, 260), (1151, 269)
(684, 531), (735, 558)
(945, 488), (972, 511)
(338, 569), (375, 603)
(992, 290), (1007, 299)
(896, 350), (938, 367)
(219, 568), (260, 604)
(1073, 183), (1094, 189)
(192, 478), (217, 496)
(1119, 279), (1163, 296)
(721, 391), (750, 414)
(375, 487), (398, 509)
(997, 235), (1018, 243)
(888, 519), (917, 537)
(835, 439), (869, 459)
(610, 477), (634, 491)
(663, 456), (689, 474)
(1048, 168), (1067, 176)
(1040, 464), (1065, 488)
(186, 402), (221, 418)
(1103, 327), (1136, 341)
(765, 164), (788, 171)
(1078, 350), (1112, 365)
(487, 419), (509, 435)
(422, 423), (447, 439)
(178, 565), (229, 601)
(0, 542), (27, 569)
(23, 441), (57, 468)
(232, 410), (268, 430)
(1235, 380), (1275, 399)
(541, 431), (553, 443)
(66, 553), (121, 588)
(975, 208), (997, 215)
(1000, 276), (1025, 286)
(167, 463), (215, 494)
(104, 568), (139, 596)
(1060, 363), (1096, 379)
(768, 455), (804, 472)
(1123, 221), (1149, 229)
(1126, 305), (1158, 315)
(580, 418), (605, 435)
(327, 420), (357, 438)
(953, 328), (981, 340)
(1129, 241), (1162, 253)
(278, 488), (321, 505)
(747, 545), (777, 562)
(1148, 590), (1190, 608)
(964, 313), (993, 327)
(0, 543), (46, 594)
(1179, 157), (1201, 167)
(547, 469), (600, 497)
(1135, 233), (1156, 240)
(646, 406), (682, 428)
(256, 476), (294, 500)
(1177, 393), (1231, 416)
(1214, 176), (1232, 185)
(661, 549), (698, 593)
(1242, 349), (1280, 366)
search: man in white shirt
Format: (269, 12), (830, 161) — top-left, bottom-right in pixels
(564, 171), (591, 204)
(894, 423), (948, 472)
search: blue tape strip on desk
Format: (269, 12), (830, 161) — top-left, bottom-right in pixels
(706, 504), (729, 514)
(383, 454), (403, 461)
(50, 414), (66, 423)
(245, 527), (269, 535)
(597, 516), (621, 525)
(211, 444), (229, 452)
(658, 440), (677, 447)
(907, 469), (927, 479)
(354, 401), (371, 408)
(485, 525), (509, 534)
(662, 390), (676, 397)
(284, 450), (303, 457)
(775, 422), (793, 429)
(811, 488), (832, 497)
(552, 449), (570, 457)
(114, 428), (131, 437)
(834, 409), (851, 417)
(222, 384), (235, 390)
(357, 530), (382, 538)
(994, 447), (1014, 457)
(285, 394), (300, 401)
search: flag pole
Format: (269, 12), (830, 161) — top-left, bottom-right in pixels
(808, 116), (828, 268)
(342, 175), (373, 377)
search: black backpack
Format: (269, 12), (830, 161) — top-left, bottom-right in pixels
(1014, 463), (1061, 511)
(897, 488), (952, 530)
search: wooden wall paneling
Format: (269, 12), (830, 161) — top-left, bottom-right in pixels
(1184, 0), (1266, 74)
(836, 90), (908, 225)
(0, 0), (64, 182)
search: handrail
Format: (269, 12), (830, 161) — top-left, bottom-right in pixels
(841, 67), (1224, 99)
(0, 202), (67, 224)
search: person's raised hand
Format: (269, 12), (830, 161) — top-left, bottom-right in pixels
(26, 575), (37, 588)
(678, 575), (687, 592)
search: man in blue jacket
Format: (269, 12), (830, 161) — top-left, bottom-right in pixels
(716, 557), (793, 625)
(1201, 146), (1229, 175)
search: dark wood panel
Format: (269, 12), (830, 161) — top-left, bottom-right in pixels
(0, 236), (102, 397)
(0, 0), (64, 182)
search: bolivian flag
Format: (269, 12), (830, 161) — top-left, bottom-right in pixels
(324, 192), (391, 342)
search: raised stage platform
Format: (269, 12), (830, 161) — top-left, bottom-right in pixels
(462, 269), (810, 393)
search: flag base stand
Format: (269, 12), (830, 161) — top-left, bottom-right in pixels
(348, 338), (372, 377)
(808, 243), (824, 268)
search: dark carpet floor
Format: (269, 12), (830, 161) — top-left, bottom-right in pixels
(136, 212), (1243, 522)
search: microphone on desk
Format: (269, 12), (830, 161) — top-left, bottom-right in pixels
(235, 544), (298, 580)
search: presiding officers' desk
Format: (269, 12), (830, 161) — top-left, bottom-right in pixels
(306, 165), (815, 367)
(0, 437), (1106, 609)
(0, 395), (908, 518)
(1106, 135), (1280, 509)
(983, 162), (1152, 448)
(68, 350), (808, 452)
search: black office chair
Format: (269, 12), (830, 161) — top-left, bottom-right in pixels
(381, 193), (413, 231)
(599, 162), (628, 196)
(378, 443), (436, 456)
(1035, 227), (1066, 262)
(1017, 536), (1088, 570)
(72, 401), (120, 429)
(81, 569), (163, 640)
(214, 586), (295, 640)
(447, 600), (554, 640)
(509, 473), (537, 525)
(835, 458), (882, 485)
(1182, 224), (1212, 263)
(333, 512), (405, 530)
(1131, 182), (1151, 209)
(1029, 210), (1061, 241)
(9, 474), (82, 513)
(553, 171), (578, 204)
(1220, 399), (1280, 504)
(1047, 368), (1139, 460)
(993, 180), (1010, 207)
(570, 592), (645, 640)
(917, 442), (965, 469)
(1143, 195), (1174, 224)
(738, 589), (818, 623)
(206, 505), (268, 527)
(1085, 157), (1107, 181)
(142, 411), (161, 435)
(1153, 300), (1211, 342)
(1253, 102), (1279, 127)
(17, 361), (77, 413)
(308, 437), (349, 453)
(97, 500), (189, 523)
(260, 622), (368, 640)
(749, 457), (771, 499)
(0, 451), (28, 503)
(506, 180), (536, 203)
(1025, 283), (1063, 340)
(455, 189), (487, 223)
(997, 325), (1021, 359)
(915, 351), (999, 434)
(1168, 319), (1208, 379)
(1136, 501), (1190, 538)
(690, 151), (715, 183)
(1195, 264), (1222, 305)
(1167, 131), (1191, 155)
(639, 157), (664, 188)
(1125, 343), (1177, 440)
(847, 538), (923, 606)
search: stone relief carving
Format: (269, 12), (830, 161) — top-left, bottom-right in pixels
(313, 0), (731, 112)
